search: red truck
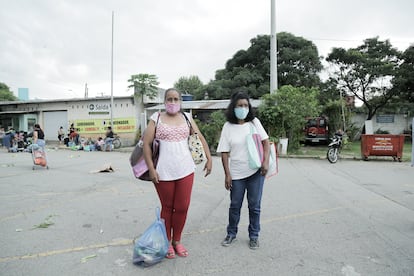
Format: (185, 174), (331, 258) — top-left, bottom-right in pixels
(303, 117), (329, 144)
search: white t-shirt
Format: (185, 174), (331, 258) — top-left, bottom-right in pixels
(150, 112), (195, 181)
(216, 118), (269, 180)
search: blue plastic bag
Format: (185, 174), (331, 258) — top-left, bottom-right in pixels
(132, 207), (169, 267)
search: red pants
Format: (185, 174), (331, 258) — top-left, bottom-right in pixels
(155, 173), (194, 242)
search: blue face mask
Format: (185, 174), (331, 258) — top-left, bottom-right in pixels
(234, 107), (249, 120)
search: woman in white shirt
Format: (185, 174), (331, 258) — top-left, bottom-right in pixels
(217, 91), (270, 250)
(143, 88), (212, 259)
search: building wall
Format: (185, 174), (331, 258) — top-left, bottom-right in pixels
(43, 111), (68, 140)
(351, 113), (411, 135)
(66, 98), (138, 145)
(0, 96), (142, 146)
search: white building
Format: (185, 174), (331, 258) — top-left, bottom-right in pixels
(0, 96), (141, 146)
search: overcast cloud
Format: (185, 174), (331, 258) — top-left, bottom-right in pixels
(0, 0), (413, 99)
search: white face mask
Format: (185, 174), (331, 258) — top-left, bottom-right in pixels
(234, 107), (249, 120)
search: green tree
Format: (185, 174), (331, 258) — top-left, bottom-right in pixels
(322, 99), (354, 136)
(277, 32), (322, 88)
(326, 37), (401, 122)
(319, 78), (355, 135)
(391, 45), (414, 113)
(174, 76), (204, 99)
(0, 83), (18, 101)
(319, 78), (342, 106)
(204, 33), (322, 99)
(199, 81), (228, 101)
(127, 74), (159, 103)
(197, 110), (226, 151)
(258, 85), (321, 150)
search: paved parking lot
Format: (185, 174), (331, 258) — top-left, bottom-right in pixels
(0, 148), (413, 275)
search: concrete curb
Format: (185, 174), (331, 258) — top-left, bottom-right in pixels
(46, 144), (410, 162)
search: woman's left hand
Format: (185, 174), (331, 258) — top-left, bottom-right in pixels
(260, 162), (269, 176)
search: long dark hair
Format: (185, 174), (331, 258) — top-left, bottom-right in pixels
(225, 91), (255, 124)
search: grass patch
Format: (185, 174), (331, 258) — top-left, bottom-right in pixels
(294, 141), (412, 162)
(32, 215), (56, 229)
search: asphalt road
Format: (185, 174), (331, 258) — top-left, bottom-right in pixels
(0, 147), (413, 276)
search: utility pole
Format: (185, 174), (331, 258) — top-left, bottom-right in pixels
(110, 11), (114, 127)
(84, 83), (88, 98)
(270, 0), (278, 94)
(340, 90), (346, 132)
(412, 117), (414, 167)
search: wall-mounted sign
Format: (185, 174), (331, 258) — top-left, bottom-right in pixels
(376, 115), (394, 123)
(74, 117), (136, 134)
(88, 103), (110, 115)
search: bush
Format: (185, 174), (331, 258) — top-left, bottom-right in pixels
(197, 111), (226, 153)
(375, 128), (390, 134)
(258, 85), (321, 152)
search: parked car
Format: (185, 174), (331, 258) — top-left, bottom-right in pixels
(302, 116), (329, 144)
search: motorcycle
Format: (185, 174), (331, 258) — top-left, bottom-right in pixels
(112, 134), (121, 149)
(326, 133), (343, 163)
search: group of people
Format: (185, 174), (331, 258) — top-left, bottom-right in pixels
(60, 124), (114, 152)
(141, 88), (270, 259)
(86, 128), (113, 152)
(1, 128), (26, 152)
(1, 124), (45, 152)
(60, 124), (80, 146)
(2, 123), (113, 152)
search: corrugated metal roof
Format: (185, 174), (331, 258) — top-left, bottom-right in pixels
(0, 96), (134, 106)
(0, 110), (35, 114)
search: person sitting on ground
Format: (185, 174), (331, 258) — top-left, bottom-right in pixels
(95, 137), (105, 151)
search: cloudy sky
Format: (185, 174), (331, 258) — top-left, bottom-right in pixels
(0, 0), (413, 100)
